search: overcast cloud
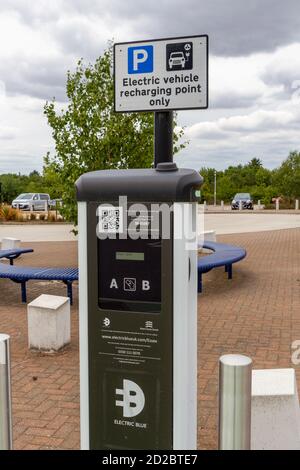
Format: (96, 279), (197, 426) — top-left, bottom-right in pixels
(0, 0), (300, 173)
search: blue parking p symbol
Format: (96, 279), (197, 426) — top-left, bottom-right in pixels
(128, 46), (153, 74)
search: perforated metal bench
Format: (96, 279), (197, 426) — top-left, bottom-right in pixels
(0, 264), (78, 304)
(198, 240), (246, 292)
(0, 242), (245, 302)
(0, 248), (34, 265)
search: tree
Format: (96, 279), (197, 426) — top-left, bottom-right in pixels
(255, 167), (271, 187)
(0, 174), (25, 202)
(43, 46), (186, 224)
(29, 170), (41, 178)
(198, 167), (216, 201)
(273, 151), (300, 198)
(199, 159), (275, 204)
(247, 158), (262, 170)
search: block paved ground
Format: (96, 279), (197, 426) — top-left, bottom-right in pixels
(0, 229), (299, 449)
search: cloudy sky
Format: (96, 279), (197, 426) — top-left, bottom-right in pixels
(0, 0), (300, 173)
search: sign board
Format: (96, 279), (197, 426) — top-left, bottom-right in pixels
(114, 35), (208, 113)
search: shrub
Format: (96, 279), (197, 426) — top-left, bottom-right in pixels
(0, 205), (21, 221)
(17, 212), (25, 222)
(279, 196), (294, 209)
(48, 213), (57, 222)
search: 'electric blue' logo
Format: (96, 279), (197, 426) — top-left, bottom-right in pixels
(128, 46), (153, 74)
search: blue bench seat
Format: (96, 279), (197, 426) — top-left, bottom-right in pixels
(0, 264), (78, 304)
(198, 241), (246, 292)
(0, 248), (34, 265)
(0, 241), (245, 303)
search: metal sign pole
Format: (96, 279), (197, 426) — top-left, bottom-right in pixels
(154, 111), (173, 167)
(214, 170), (217, 206)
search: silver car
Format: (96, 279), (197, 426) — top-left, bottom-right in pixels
(12, 193), (51, 211)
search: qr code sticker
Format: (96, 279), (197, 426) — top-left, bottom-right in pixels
(97, 206), (123, 234)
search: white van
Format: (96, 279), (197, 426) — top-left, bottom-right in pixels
(12, 193), (51, 211)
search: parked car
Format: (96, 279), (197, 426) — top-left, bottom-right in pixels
(231, 193), (254, 210)
(12, 193), (51, 211)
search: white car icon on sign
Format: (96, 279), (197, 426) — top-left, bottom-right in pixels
(168, 51), (186, 69)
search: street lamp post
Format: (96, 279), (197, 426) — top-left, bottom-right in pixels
(214, 170), (217, 206)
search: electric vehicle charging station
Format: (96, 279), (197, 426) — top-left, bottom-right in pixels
(76, 164), (202, 450)
(76, 34), (208, 450)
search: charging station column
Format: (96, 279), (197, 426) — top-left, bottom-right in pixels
(76, 163), (202, 450)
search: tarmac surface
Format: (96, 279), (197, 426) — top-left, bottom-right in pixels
(1, 212), (300, 241)
(204, 212), (300, 234)
(0, 224), (77, 242)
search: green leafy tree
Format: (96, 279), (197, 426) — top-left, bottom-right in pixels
(1, 151), (300, 208)
(273, 151), (300, 198)
(199, 159), (274, 204)
(0, 172), (47, 203)
(0, 174), (25, 202)
(198, 167), (215, 201)
(247, 158), (263, 170)
(25, 171), (45, 194)
(217, 175), (237, 201)
(43, 46), (186, 224)
(43, 165), (65, 200)
(255, 167), (271, 187)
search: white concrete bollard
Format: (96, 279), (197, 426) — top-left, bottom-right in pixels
(276, 199), (279, 211)
(296, 200), (299, 211)
(239, 200), (242, 211)
(221, 200), (224, 210)
(1, 238), (21, 250)
(203, 200), (207, 211)
(27, 294), (70, 352)
(251, 368), (300, 450)
(254, 203), (265, 211)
